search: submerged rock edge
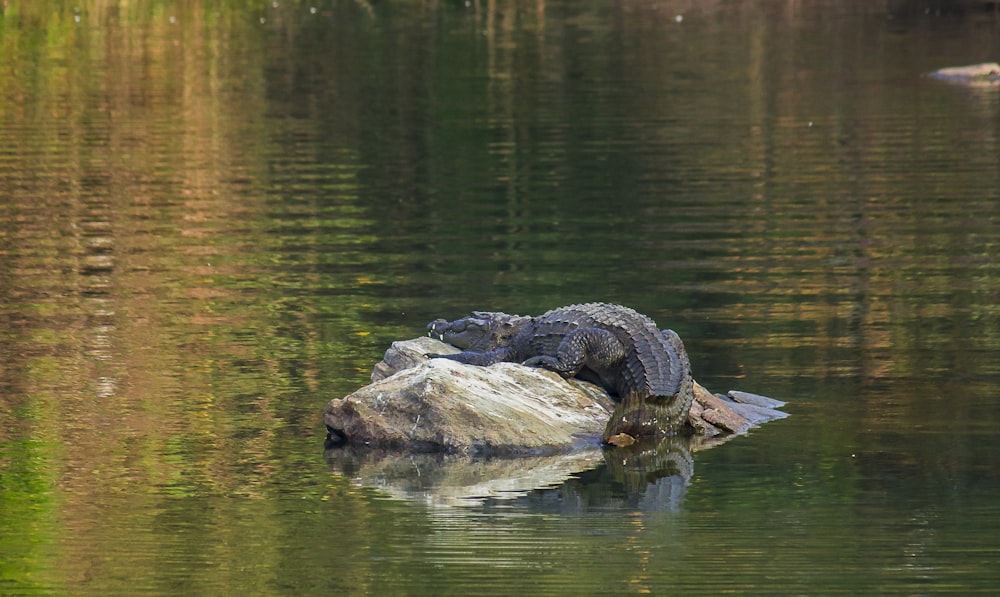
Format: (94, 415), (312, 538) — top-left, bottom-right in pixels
(927, 63), (1000, 87)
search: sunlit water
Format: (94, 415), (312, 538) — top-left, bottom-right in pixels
(1, 0), (999, 594)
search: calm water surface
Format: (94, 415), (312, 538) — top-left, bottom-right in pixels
(1, 0), (999, 594)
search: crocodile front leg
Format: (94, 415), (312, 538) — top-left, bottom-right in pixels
(426, 346), (516, 366)
(523, 328), (626, 378)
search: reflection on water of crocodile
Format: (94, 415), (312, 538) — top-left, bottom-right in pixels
(325, 435), (697, 513)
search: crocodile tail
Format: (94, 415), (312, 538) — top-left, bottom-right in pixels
(660, 329), (691, 396)
(602, 381), (693, 439)
(602, 329), (694, 440)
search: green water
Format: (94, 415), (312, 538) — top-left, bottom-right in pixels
(1, 0), (999, 594)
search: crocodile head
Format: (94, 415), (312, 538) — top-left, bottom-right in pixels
(427, 311), (530, 351)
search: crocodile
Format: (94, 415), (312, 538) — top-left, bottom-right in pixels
(426, 303), (694, 441)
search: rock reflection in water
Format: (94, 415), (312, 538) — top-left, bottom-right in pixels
(326, 435), (729, 513)
(325, 445), (606, 507)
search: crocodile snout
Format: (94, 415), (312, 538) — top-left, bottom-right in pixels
(427, 319), (449, 340)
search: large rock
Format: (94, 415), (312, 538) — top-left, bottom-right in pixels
(323, 337), (787, 455)
(325, 337), (615, 455)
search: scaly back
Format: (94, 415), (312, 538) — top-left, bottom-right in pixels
(535, 303), (686, 399)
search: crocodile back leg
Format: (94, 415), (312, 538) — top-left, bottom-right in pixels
(523, 328), (626, 381)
